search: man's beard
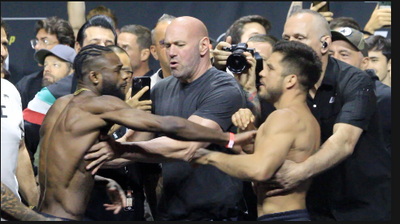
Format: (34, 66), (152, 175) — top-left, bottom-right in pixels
(259, 84), (283, 104)
(102, 81), (125, 100)
(42, 74), (55, 87)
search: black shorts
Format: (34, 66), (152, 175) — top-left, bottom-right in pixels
(257, 209), (310, 221)
(39, 212), (77, 221)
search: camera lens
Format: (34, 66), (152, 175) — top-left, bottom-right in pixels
(226, 52), (247, 74)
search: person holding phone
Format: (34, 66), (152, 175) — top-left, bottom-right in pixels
(363, 2), (391, 38)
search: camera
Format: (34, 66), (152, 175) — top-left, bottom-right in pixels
(222, 42), (263, 75)
(222, 42), (263, 86)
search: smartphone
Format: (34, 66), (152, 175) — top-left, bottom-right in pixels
(312, 1), (330, 12)
(378, 1), (391, 9)
(378, 2), (391, 28)
(131, 76), (151, 101)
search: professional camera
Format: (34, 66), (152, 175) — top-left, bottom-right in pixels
(222, 42), (263, 76)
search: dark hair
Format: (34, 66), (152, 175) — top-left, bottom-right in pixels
(1, 18), (9, 39)
(225, 15), (272, 45)
(151, 13), (176, 44)
(120, 24), (152, 50)
(273, 40), (322, 92)
(34, 16), (75, 48)
(86, 5), (118, 29)
(329, 17), (362, 31)
(76, 14), (117, 47)
(73, 44), (113, 81)
(247, 34), (278, 46)
(365, 35), (391, 62)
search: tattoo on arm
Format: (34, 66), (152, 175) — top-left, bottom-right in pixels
(1, 182), (51, 221)
(246, 91), (263, 127)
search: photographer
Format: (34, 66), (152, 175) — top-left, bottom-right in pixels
(213, 34), (277, 221)
(214, 34), (277, 127)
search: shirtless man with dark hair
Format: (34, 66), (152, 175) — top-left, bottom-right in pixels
(193, 40), (322, 221)
(36, 44), (255, 221)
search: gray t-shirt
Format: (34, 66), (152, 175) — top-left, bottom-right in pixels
(152, 67), (247, 220)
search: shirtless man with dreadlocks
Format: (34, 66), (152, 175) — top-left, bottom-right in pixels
(36, 44), (256, 221)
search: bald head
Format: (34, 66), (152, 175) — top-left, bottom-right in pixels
(168, 16), (209, 41)
(289, 10), (331, 38)
(164, 16), (212, 83)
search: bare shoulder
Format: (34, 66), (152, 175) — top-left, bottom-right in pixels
(261, 108), (299, 130)
(81, 95), (129, 113)
(55, 94), (74, 107)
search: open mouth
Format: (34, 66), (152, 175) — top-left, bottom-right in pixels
(170, 61), (178, 68)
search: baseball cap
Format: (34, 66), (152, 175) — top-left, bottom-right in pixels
(331, 27), (369, 57)
(34, 44), (76, 65)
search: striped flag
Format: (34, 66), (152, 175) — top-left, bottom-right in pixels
(23, 87), (55, 125)
(22, 74), (75, 125)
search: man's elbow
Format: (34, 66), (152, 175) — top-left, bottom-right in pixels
(251, 167), (274, 182)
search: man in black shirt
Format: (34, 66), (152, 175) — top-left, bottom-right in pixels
(260, 10), (390, 221)
(329, 27), (391, 155)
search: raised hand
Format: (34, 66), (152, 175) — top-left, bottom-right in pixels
(236, 51), (257, 94)
(364, 3), (391, 35)
(310, 1), (334, 22)
(125, 86), (152, 112)
(213, 36), (232, 70)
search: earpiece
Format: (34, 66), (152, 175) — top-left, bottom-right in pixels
(322, 41), (328, 49)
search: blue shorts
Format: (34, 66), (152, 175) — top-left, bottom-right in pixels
(39, 212), (77, 221)
(257, 209), (310, 221)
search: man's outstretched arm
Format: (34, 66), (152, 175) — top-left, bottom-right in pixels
(84, 114), (256, 174)
(99, 106), (255, 148)
(193, 110), (295, 182)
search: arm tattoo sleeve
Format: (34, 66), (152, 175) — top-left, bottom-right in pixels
(1, 182), (51, 221)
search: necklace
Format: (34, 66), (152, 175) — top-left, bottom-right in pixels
(73, 88), (92, 96)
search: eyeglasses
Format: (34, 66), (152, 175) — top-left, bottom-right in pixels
(30, 38), (52, 49)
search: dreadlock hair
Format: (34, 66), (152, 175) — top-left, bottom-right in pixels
(73, 44), (113, 81)
(273, 40), (322, 92)
(76, 14), (117, 47)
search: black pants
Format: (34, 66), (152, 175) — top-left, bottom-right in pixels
(257, 209), (310, 221)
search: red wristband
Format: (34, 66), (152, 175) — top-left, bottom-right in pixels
(226, 132), (235, 148)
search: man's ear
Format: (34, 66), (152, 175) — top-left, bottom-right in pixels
(75, 41), (81, 53)
(199, 37), (210, 57)
(89, 71), (101, 85)
(141, 48), (151, 62)
(321, 36), (331, 55)
(360, 56), (370, 71)
(285, 74), (297, 89)
(150, 45), (159, 60)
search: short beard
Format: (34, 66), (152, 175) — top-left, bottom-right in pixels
(42, 78), (53, 87)
(259, 81), (283, 104)
(102, 80), (125, 100)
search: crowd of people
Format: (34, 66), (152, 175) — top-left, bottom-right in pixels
(1, 1), (391, 221)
